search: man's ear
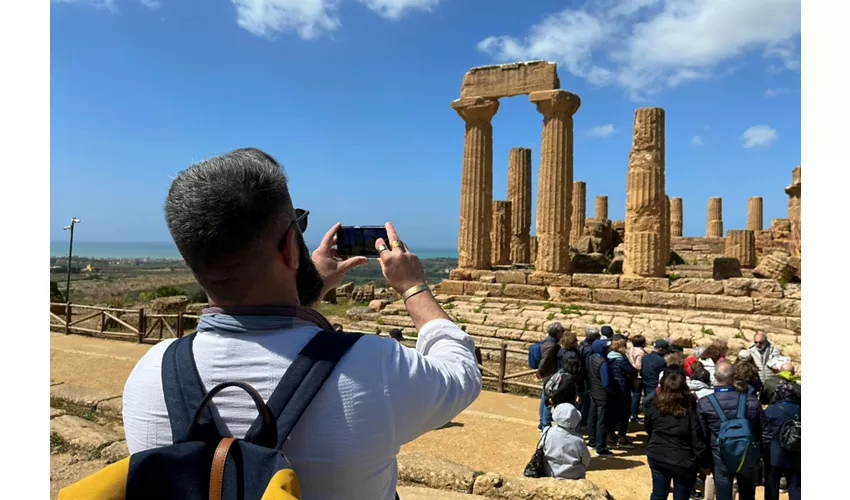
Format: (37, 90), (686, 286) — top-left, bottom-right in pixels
(281, 230), (299, 270)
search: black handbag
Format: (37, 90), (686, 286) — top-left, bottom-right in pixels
(523, 428), (550, 478)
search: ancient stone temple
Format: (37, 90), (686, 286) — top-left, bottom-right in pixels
(670, 197), (683, 237)
(706, 197), (723, 238)
(507, 147), (532, 264)
(747, 196), (764, 232)
(570, 181), (587, 249)
(623, 107), (667, 277)
(595, 195), (608, 220)
(664, 195), (671, 262)
(725, 229), (756, 268)
(491, 200), (512, 265)
(531, 89), (581, 273)
(452, 97), (499, 269)
(785, 166), (801, 256)
(529, 235), (538, 263)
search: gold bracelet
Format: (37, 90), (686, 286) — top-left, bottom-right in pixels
(402, 284), (431, 302)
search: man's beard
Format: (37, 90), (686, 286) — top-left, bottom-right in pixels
(296, 234), (325, 306)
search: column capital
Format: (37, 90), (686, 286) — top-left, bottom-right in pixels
(451, 97), (499, 123)
(529, 89), (581, 117)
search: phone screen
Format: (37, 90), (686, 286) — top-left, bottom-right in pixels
(336, 226), (390, 257)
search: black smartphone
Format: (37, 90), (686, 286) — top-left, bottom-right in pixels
(336, 226), (390, 258)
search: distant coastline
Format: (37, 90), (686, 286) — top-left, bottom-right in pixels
(50, 241), (459, 260)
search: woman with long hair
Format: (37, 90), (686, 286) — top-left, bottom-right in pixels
(645, 372), (711, 500)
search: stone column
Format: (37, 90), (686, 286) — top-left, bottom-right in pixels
(491, 200), (512, 265)
(530, 90), (581, 273)
(530, 236), (538, 263)
(624, 107), (667, 277)
(670, 197), (683, 237)
(785, 166), (801, 256)
(706, 197), (723, 238)
(664, 195), (671, 263)
(595, 195), (608, 220)
(570, 181), (587, 249)
(725, 229), (756, 268)
(746, 196), (764, 232)
(451, 97), (500, 269)
(507, 147), (532, 264)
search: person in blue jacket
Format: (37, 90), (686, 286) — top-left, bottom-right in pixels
(763, 381), (801, 500)
(586, 339), (615, 455)
(607, 338), (638, 448)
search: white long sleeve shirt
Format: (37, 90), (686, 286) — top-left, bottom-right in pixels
(122, 317), (481, 500)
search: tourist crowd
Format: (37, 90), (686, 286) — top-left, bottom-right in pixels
(530, 324), (801, 500)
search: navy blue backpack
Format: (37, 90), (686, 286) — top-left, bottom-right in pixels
(528, 337), (554, 369)
(707, 393), (761, 473)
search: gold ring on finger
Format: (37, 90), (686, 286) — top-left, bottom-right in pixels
(391, 240), (404, 249)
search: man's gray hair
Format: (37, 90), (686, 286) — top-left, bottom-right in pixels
(164, 148), (295, 297)
(715, 360), (735, 384)
(585, 326), (600, 336)
(547, 322), (566, 337)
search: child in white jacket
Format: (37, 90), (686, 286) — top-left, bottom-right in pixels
(542, 403), (592, 479)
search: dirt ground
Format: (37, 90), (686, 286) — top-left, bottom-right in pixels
(49, 334), (789, 500)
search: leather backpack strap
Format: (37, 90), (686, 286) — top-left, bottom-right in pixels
(243, 330), (363, 448)
(161, 333), (216, 443)
(209, 437), (236, 500)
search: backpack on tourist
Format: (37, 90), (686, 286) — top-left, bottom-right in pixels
(706, 393), (761, 473)
(544, 369), (575, 405)
(778, 408), (801, 453)
(59, 330), (362, 500)
(528, 337), (555, 369)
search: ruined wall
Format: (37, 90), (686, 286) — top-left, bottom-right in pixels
(460, 61), (560, 99)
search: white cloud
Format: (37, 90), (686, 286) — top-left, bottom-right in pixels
(691, 135), (702, 146)
(231, 0), (343, 39)
(358, 0), (439, 20)
(586, 124), (618, 138)
(139, 0), (160, 8)
(764, 87), (791, 97)
(55, 0), (159, 10)
(476, 0), (801, 100)
(741, 125), (778, 148)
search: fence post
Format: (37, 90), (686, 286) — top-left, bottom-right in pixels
(137, 308), (145, 343)
(498, 343), (507, 393)
(177, 312), (184, 338)
(64, 304), (72, 335)
(99, 311), (105, 333)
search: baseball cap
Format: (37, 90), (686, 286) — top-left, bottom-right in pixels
(600, 325), (615, 339)
(654, 339), (670, 349)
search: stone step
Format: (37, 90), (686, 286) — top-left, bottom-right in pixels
(50, 383), (124, 422)
(50, 415), (123, 452)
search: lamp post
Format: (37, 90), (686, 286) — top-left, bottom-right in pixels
(63, 217), (81, 303)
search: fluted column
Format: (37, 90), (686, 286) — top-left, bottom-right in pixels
(595, 195), (608, 220)
(664, 195), (671, 263)
(491, 200), (512, 265)
(785, 166), (801, 256)
(670, 197), (683, 237)
(507, 147), (532, 263)
(530, 236), (538, 263)
(451, 97), (499, 269)
(747, 196), (764, 232)
(530, 90), (581, 273)
(725, 229), (756, 268)
(570, 181), (587, 249)
(706, 197), (723, 238)
(624, 107), (667, 277)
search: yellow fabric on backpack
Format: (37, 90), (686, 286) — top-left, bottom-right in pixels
(261, 469), (301, 499)
(58, 456), (129, 500)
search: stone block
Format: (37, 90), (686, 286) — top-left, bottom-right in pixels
(619, 277), (670, 292)
(753, 251), (795, 281)
(572, 274), (619, 289)
(478, 275), (496, 283)
(713, 258), (743, 280)
(695, 295), (754, 313)
(472, 473), (610, 500)
(448, 269), (472, 281)
(669, 278), (724, 295)
(100, 441), (129, 463)
(528, 271), (572, 286)
(723, 278), (783, 298)
(464, 282), (503, 297)
(520, 310), (552, 320)
(50, 415), (123, 451)
(753, 298), (801, 317)
(368, 299), (390, 312)
(668, 323), (704, 336)
(520, 331), (547, 342)
(484, 314), (528, 330)
(397, 452), (477, 494)
(493, 270), (528, 284)
(495, 328), (525, 340)
(453, 312), (487, 324)
(642, 292), (696, 308)
(461, 61), (560, 99)
(502, 284), (548, 300)
(786, 317), (801, 332)
(377, 315), (415, 327)
(50, 408), (66, 419)
(592, 289), (644, 306)
(649, 320), (670, 332)
(96, 398), (123, 419)
(737, 315), (788, 331)
(439, 280), (466, 296)
(545, 287), (592, 303)
(784, 284), (801, 300)
(51, 384), (118, 411)
(682, 316), (737, 327)
(463, 324), (500, 337)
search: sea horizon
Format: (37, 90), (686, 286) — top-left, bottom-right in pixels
(50, 241), (459, 260)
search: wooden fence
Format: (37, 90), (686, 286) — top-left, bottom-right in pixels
(476, 344), (539, 393)
(49, 302), (200, 344)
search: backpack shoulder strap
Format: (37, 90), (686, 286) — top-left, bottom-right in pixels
(706, 394), (727, 423)
(736, 393), (747, 420)
(161, 333), (218, 444)
(243, 330), (363, 448)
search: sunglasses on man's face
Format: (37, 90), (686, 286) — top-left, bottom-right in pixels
(277, 209), (310, 252)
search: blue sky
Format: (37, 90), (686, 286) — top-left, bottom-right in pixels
(50, 0), (801, 249)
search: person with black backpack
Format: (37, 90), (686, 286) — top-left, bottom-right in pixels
(577, 327), (601, 430)
(696, 361), (767, 500)
(763, 381), (801, 500)
(535, 323), (565, 432)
